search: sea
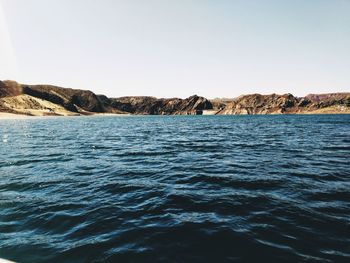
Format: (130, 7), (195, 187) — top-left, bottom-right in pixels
(0, 115), (349, 262)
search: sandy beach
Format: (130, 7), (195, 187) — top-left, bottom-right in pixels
(0, 112), (31, 119)
(0, 112), (131, 120)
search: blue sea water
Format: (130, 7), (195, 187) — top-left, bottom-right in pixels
(0, 115), (349, 263)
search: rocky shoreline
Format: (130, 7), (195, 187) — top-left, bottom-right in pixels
(1, 80), (349, 116)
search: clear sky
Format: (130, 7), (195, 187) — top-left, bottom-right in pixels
(0, 0), (349, 98)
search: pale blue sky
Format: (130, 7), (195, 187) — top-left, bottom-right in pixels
(0, 0), (349, 98)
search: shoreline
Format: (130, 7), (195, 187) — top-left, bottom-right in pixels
(0, 112), (32, 119)
(1, 111), (350, 120)
(0, 112), (130, 120)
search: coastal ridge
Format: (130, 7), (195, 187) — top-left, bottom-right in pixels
(1, 80), (349, 116)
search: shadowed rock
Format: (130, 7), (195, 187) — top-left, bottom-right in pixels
(0, 80), (22, 98)
(217, 93), (299, 114)
(21, 84), (105, 113)
(305, 93), (350, 108)
(110, 95), (213, 115)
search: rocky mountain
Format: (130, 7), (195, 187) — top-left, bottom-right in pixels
(0, 80), (349, 116)
(216, 93), (350, 114)
(0, 80), (212, 116)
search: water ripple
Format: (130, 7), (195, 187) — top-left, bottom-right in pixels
(0, 115), (349, 262)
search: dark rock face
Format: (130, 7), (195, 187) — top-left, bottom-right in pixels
(21, 85), (106, 113)
(0, 81), (7, 98)
(217, 93), (299, 114)
(110, 95), (213, 115)
(0, 80), (22, 98)
(110, 96), (158, 114)
(298, 98), (311, 107)
(305, 93), (350, 107)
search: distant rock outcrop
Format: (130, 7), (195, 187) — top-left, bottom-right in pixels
(217, 93), (298, 114)
(110, 95), (212, 115)
(216, 93), (350, 115)
(305, 93), (350, 108)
